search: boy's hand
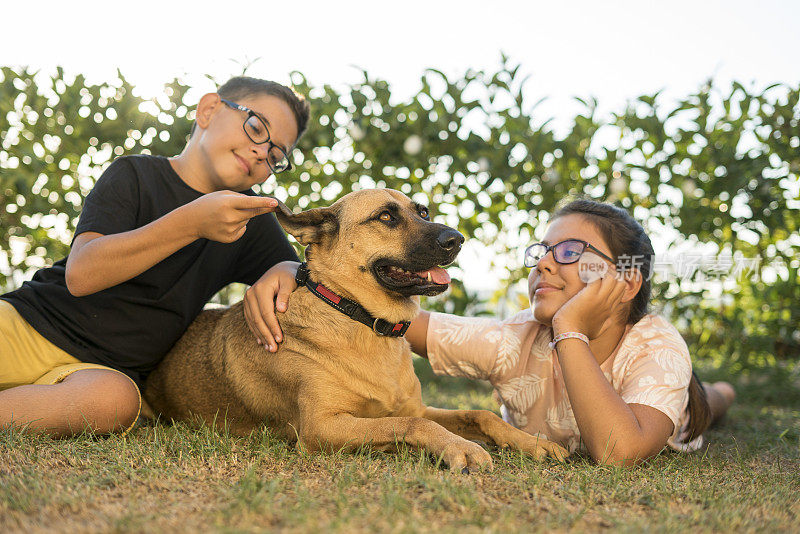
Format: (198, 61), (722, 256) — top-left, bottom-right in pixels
(243, 261), (300, 352)
(184, 191), (279, 243)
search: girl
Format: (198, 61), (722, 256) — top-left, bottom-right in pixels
(406, 199), (735, 465)
(1, 76), (306, 437)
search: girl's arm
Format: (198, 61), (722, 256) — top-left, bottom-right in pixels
(405, 310), (430, 358)
(552, 273), (673, 465)
(407, 310), (508, 382)
(553, 338), (674, 465)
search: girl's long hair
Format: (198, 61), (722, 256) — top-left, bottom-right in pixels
(552, 199), (711, 443)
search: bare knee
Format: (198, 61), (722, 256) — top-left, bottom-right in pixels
(64, 370), (141, 434)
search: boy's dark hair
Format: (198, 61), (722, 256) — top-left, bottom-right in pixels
(191, 76), (311, 144)
(551, 198), (711, 443)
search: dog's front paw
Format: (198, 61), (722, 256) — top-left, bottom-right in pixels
(440, 439), (493, 473)
(517, 435), (569, 462)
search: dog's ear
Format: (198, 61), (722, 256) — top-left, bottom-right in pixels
(274, 200), (339, 245)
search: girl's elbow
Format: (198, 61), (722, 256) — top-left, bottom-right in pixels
(593, 446), (655, 467)
(595, 453), (638, 467)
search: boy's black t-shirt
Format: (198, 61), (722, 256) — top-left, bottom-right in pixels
(1, 155), (298, 387)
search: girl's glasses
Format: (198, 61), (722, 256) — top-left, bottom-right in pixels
(221, 99), (292, 174)
(524, 239), (616, 268)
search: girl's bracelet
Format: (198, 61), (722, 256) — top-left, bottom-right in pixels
(549, 332), (590, 350)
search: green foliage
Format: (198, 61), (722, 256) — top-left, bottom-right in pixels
(0, 66), (192, 280)
(1, 60), (798, 369)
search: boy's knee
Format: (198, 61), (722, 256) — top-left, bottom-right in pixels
(95, 372), (140, 432)
(67, 370), (141, 433)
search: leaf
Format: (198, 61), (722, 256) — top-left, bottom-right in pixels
(496, 374), (546, 413)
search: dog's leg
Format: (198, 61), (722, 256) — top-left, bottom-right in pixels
(422, 407), (569, 461)
(298, 414), (493, 472)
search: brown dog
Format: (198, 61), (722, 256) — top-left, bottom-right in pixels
(144, 189), (567, 471)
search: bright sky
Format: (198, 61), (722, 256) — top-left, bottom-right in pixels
(5, 0), (799, 293)
(7, 0), (798, 125)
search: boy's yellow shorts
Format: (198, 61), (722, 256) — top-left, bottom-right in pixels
(0, 300), (141, 433)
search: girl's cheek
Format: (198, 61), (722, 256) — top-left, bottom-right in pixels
(561, 265), (586, 293)
(527, 273), (537, 296)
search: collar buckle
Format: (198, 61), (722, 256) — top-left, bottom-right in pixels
(372, 318), (388, 336)
(373, 318), (411, 337)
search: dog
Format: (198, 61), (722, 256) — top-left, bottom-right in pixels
(143, 188), (567, 471)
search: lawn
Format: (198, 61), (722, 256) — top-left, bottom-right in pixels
(1, 359), (798, 533)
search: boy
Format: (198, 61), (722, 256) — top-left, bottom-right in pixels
(0, 76), (308, 436)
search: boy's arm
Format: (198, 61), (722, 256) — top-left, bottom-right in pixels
(66, 191), (278, 297)
(66, 214), (194, 297)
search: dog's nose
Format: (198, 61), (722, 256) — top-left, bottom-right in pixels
(437, 228), (465, 251)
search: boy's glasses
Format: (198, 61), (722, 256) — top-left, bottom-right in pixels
(221, 99), (292, 174)
(524, 239), (616, 268)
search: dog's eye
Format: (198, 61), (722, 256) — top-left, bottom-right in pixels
(418, 208), (429, 220)
(379, 211), (394, 222)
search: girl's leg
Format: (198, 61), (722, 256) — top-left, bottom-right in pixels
(703, 381), (736, 425)
(0, 369), (140, 437)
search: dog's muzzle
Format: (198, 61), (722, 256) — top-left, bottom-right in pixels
(371, 226), (465, 297)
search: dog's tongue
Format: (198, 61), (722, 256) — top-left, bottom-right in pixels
(416, 266), (451, 285)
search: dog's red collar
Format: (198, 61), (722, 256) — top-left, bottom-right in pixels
(295, 263), (411, 337)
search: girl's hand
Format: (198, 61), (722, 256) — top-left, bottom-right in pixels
(551, 268), (629, 339)
(243, 261), (300, 352)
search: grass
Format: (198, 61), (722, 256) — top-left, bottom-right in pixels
(1, 359), (799, 533)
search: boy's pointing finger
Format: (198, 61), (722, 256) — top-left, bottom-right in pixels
(233, 195), (279, 210)
(235, 206), (276, 223)
(232, 196), (279, 219)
